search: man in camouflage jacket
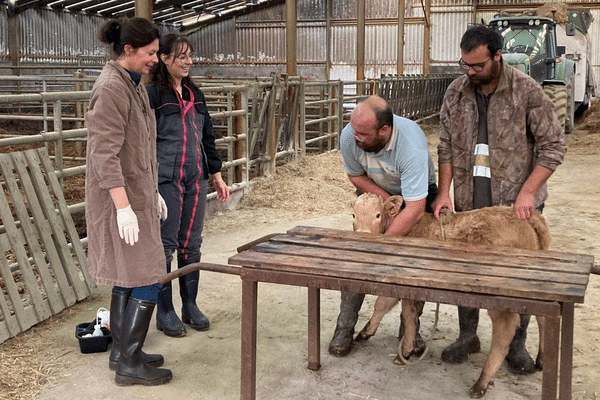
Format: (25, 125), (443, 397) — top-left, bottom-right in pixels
(433, 25), (566, 375)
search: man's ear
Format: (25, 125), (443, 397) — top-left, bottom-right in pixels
(383, 195), (403, 219)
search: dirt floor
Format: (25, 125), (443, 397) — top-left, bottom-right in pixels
(1, 101), (600, 400)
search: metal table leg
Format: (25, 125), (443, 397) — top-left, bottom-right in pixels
(307, 287), (321, 371)
(241, 279), (258, 400)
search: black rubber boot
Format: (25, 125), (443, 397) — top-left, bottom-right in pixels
(179, 256), (210, 331)
(328, 292), (365, 357)
(109, 289), (164, 371)
(441, 306), (481, 364)
(115, 298), (172, 386)
(398, 301), (426, 357)
(156, 260), (186, 337)
(505, 314), (536, 375)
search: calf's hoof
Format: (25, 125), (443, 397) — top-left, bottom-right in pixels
(535, 353), (543, 371)
(469, 384), (487, 399)
(441, 334), (480, 364)
(354, 330), (371, 342)
(505, 348), (536, 375)
(412, 332), (426, 357)
(328, 329), (354, 357)
(393, 353), (411, 365)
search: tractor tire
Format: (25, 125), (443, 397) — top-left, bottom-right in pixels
(543, 84), (569, 134)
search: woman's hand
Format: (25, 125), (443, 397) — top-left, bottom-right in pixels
(212, 173), (230, 202)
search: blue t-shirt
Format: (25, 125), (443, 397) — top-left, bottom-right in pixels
(340, 115), (436, 202)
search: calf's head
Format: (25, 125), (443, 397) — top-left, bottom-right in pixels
(352, 193), (404, 234)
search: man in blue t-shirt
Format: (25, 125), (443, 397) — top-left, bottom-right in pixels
(329, 95), (438, 358)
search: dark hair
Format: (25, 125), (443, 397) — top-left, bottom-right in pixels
(460, 24), (503, 56)
(373, 103), (394, 131)
(98, 17), (160, 58)
(149, 33), (199, 92)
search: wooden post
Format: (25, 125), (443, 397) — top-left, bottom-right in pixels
(422, 0), (431, 75)
(286, 0), (297, 77)
(397, 0), (405, 76)
(134, 0), (153, 20)
(234, 89), (244, 184)
(357, 0), (366, 93)
(326, 0), (332, 80)
(265, 76), (278, 176)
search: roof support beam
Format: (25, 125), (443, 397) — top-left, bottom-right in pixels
(135, 0), (153, 20)
(357, 0), (365, 88)
(286, 0), (297, 77)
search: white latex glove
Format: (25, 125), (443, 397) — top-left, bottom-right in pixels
(157, 193), (168, 220)
(116, 205), (139, 246)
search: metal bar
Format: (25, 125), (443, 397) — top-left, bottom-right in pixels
(542, 314), (561, 400)
(157, 262), (241, 284)
(307, 287), (321, 371)
(240, 278), (258, 400)
(304, 115), (338, 126)
(559, 302), (575, 400)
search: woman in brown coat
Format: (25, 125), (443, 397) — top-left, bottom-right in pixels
(85, 17), (171, 386)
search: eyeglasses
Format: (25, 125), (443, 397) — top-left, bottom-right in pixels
(458, 57), (491, 72)
(177, 52), (195, 61)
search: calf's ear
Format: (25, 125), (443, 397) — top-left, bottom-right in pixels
(384, 195), (404, 219)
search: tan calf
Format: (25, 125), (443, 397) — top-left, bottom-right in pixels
(351, 193), (550, 398)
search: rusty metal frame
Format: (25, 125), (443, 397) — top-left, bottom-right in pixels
(239, 267), (571, 400)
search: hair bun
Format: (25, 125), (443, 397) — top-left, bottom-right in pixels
(109, 21), (121, 44)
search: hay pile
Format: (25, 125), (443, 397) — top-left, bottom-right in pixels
(536, 3), (569, 23)
(0, 310), (79, 399)
(238, 151), (355, 214)
(204, 151), (356, 236)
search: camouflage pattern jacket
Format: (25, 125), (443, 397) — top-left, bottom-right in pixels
(438, 62), (566, 211)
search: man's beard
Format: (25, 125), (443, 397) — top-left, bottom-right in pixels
(468, 58), (500, 86)
(356, 136), (387, 153)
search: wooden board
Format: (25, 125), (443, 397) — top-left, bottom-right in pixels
(0, 149), (95, 344)
(229, 226), (594, 304)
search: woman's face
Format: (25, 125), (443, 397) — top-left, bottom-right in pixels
(161, 43), (193, 81)
(122, 39), (159, 75)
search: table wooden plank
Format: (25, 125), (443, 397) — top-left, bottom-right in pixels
(287, 226), (595, 267)
(229, 251), (587, 303)
(263, 236), (590, 285)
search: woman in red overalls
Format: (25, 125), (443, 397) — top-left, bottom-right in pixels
(147, 33), (229, 337)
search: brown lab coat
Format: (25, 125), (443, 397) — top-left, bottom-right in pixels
(85, 60), (166, 287)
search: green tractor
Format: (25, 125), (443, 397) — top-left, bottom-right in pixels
(488, 7), (595, 134)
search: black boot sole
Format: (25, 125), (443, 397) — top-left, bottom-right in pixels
(115, 372), (173, 386)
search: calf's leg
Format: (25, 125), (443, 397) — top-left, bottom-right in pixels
(393, 300), (424, 364)
(535, 316), (545, 371)
(399, 301), (426, 357)
(356, 296), (398, 341)
(470, 310), (519, 398)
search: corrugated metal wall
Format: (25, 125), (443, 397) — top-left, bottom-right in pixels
(18, 8), (106, 65)
(0, 8), (7, 60)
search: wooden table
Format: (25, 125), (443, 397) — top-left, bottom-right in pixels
(228, 226), (594, 400)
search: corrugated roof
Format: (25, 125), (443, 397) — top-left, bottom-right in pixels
(5, 0), (284, 33)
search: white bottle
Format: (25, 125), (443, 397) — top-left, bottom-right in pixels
(92, 324), (103, 337)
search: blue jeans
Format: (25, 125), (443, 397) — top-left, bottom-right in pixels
(113, 284), (161, 303)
